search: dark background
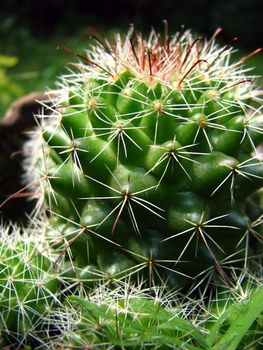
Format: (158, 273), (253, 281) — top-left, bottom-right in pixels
(0, 0), (262, 50)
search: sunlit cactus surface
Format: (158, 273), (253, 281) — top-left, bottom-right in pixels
(26, 24), (263, 295)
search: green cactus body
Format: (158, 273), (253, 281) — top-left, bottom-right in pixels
(28, 27), (263, 295)
(0, 226), (60, 348)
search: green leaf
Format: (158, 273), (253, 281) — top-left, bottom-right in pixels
(210, 286), (263, 350)
(0, 54), (19, 68)
(68, 296), (209, 349)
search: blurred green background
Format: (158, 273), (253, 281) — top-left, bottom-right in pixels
(0, 0), (262, 116)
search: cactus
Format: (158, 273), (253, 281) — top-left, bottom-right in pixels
(0, 24), (260, 350)
(25, 25), (263, 297)
(0, 224), (63, 348)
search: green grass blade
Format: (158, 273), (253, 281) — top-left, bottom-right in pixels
(211, 286), (263, 350)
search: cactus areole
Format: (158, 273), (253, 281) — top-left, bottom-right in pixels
(31, 25), (263, 293)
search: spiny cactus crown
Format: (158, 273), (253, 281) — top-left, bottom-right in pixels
(26, 25), (263, 295)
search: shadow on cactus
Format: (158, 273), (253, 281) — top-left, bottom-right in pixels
(23, 24), (263, 300)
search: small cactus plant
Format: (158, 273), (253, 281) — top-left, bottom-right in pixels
(0, 224), (62, 348)
(25, 24), (263, 297)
